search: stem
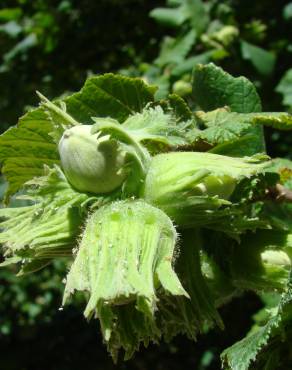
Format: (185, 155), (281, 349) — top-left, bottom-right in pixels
(36, 91), (79, 126)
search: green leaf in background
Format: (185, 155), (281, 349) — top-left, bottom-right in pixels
(276, 68), (292, 110)
(167, 0), (182, 5)
(0, 21), (22, 38)
(149, 7), (187, 27)
(155, 30), (197, 67)
(221, 282), (292, 370)
(192, 63), (262, 113)
(192, 63), (265, 155)
(0, 8), (22, 22)
(2, 34), (37, 67)
(171, 51), (214, 77)
(207, 26), (239, 48)
(283, 2), (292, 20)
(241, 40), (276, 76)
(149, 0), (209, 35)
(0, 108), (59, 201)
(183, 0), (209, 36)
(64, 73), (157, 124)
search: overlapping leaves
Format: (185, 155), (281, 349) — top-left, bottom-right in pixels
(1, 64), (292, 365)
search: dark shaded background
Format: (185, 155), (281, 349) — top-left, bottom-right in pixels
(0, 1), (291, 369)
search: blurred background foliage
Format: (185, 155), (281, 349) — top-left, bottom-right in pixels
(0, 1), (291, 369)
(0, 0), (165, 130)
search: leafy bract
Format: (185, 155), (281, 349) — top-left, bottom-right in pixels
(142, 151), (268, 230)
(0, 167), (89, 273)
(63, 200), (187, 359)
(229, 230), (291, 292)
(159, 229), (223, 341)
(89, 106), (195, 195)
(121, 106), (194, 150)
(90, 118), (151, 197)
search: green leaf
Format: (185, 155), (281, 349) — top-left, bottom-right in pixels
(64, 74), (157, 124)
(192, 63), (262, 113)
(3, 34), (37, 64)
(0, 8), (22, 22)
(182, 0), (209, 35)
(251, 112), (292, 130)
(241, 40), (276, 76)
(276, 69), (292, 109)
(149, 7), (187, 27)
(221, 282), (292, 370)
(0, 21), (22, 37)
(221, 314), (281, 370)
(155, 30), (197, 67)
(192, 63), (265, 154)
(0, 108), (59, 200)
(149, 0), (209, 34)
(171, 51), (214, 77)
(283, 2), (292, 20)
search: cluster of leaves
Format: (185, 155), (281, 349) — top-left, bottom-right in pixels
(0, 0), (291, 158)
(0, 0), (164, 131)
(121, 0), (292, 113)
(1, 63), (292, 368)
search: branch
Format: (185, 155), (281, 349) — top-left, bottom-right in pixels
(268, 184), (292, 203)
